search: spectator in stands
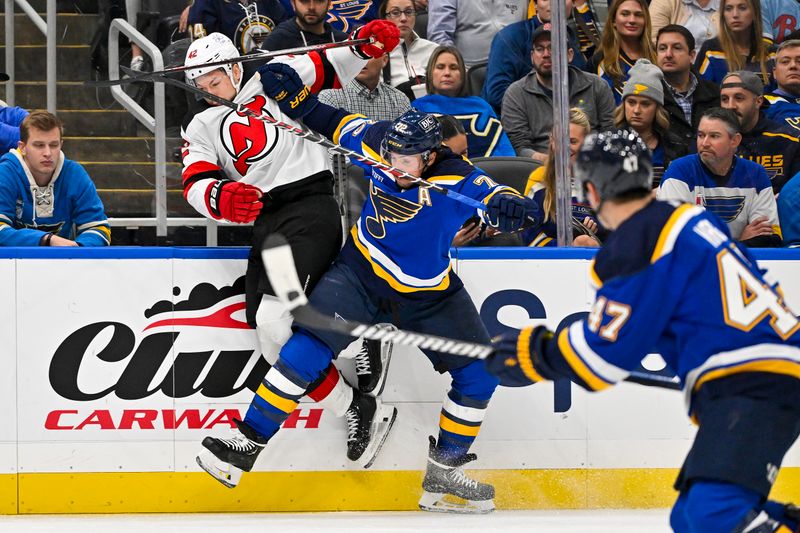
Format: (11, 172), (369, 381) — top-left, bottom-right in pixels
(657, 108), (781, 247)
(0, 112), (110, 247)
(586, 0), (657, 104)
(657, 25), (721, 147)
(380, 0), (439, 101)
(614, 60), (686, 186)
(502, 23), (615, 162)
(438, 114), (468, 157)
(277, 0), (379, 32)
(481, 0), (599, 113)
(761, 0), (800, 44)
(318, 54), (411, 120)
(426, 0), (528, 66)
(695, 0), (775, 85)
(777, 171), (800, 247)
(649, 0), (719, 52)
(521, 107), (600, 247)
(764, 39), (800, 133)
(720, 70), (800, 193)
(188, 0), (288, 54)
(0, 75), (29, 153)
(412, 46), (515, 157)
(258, 0), (342, 51)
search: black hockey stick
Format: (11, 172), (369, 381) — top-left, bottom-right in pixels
(261, 233), (682, 391)
(86, 38), (373, 87)
(140, 69), (491, 214)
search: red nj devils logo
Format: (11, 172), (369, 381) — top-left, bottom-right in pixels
(221, 95), (278, 176)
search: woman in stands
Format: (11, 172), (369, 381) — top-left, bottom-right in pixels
(522, 107), (601, 247)
(614, 60), (686, 187)
(694, 0), (775, 85)
(413, 46), (515, 157)
(585, 0), (656, 104)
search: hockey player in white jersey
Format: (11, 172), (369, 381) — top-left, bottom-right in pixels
(180, 26), (401, 482)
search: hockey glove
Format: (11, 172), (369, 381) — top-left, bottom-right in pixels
(485, 326), (553, 388)
(351, 20), (400, 59)
(486, 193), (541, 232)
(258, 62), (319, 120)
(208, 180), (263, 223)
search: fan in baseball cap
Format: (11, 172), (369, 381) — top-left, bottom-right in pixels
(0, 72), (8, 82)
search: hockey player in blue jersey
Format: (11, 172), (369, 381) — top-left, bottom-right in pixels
(486, 129), (800, 532)
(196, 61), (541, 513)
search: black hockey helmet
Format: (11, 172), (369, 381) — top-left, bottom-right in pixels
(380, 109), (443, 165)
(573, 129), (653, 203)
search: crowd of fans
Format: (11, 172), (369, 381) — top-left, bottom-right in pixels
(3, 0), (800, 248)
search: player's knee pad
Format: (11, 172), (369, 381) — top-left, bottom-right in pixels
(255, 295), (293, 365)
(448, 359), (500, 402)
(683, 481), (762, 533)
(275, 329), (335, 385)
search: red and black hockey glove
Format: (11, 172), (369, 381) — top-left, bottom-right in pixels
(258, 62), (319, 120)
(351, 20), (400, 59)
(207, 180), (262, 223)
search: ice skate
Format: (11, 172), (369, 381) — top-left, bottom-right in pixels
(418, 436), (495, 514)
(354, 323), (396, 395)
(196, 418), (268, 488)
(345, 389), (397, 468)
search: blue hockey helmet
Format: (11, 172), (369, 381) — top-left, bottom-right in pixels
(380, 109), (443, 165)
(572, 128), (653, 203)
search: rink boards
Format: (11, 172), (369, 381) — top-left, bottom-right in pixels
(0, 246), (798, 514)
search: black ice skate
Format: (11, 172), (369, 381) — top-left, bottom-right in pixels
(345, 389), (397, 468)
(354, 323), (396, 395)
(418, 436), (495, 514)
(196, 418), (268, 488)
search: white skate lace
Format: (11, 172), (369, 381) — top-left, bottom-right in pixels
(218, 429), (261, 452)
(345, 408), (359, 443)
(450, 466), (479, 489)
(354, 342), (371, 376)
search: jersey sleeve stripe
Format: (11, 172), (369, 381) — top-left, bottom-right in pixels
(589, 260), (602, 289)
(332, 113), (367, 145)
(567, 321), (629, 383)
(557, 327), (613, 391)
(762, 131), (799, 142)
(517, 326), (546, 383)
(651, 204), (702, 263)
(182, 160), (222, 182)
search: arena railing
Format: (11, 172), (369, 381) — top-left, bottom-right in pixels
(4, 0), (56, 112)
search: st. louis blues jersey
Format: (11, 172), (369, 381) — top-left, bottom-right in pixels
(530, 200), (800, 415)
(188, 0), (288, 54)
(277, 0), (379, 33)
(180, 46), (367, 221)
(412, 94), (515, 157)
(657, 154), (780, 242)
(0, 150), (110, 246)
(303, 109), (516, 297)
(764, 89), (800, 133)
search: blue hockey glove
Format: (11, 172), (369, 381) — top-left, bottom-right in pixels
(485, 326), (552, 387)
(258, 62), (319, 119)
(486, 193), (541, 232)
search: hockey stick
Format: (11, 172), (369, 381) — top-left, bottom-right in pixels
(141, 69), (490, 213)
(86, 38), (373, 87)
(261, 233), (682, 391)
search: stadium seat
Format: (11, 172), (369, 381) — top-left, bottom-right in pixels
(470, 156), (542, 195)
(466, 61), (488, 96)
(414, 10), (428, 40)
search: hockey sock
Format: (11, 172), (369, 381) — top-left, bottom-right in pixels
(436, 388), (489, 461)
(244, 361), (307, 439)
(307, 364), (353, 418)
(762, 500), (799, 531)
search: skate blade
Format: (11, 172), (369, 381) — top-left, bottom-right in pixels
(196, 449), (243, 489)
(418, 491), (495, 514)
(358, 401), (398, 469)
(371, 336), (394, 397)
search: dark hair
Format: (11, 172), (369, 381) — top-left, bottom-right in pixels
(436, 114), (465, 140)
(425, 45), (468, 97)
(699, 107), (742, 135)
(656, 24), (696, 52)
(20, 111), (63, 143)
(379, 0), (414, 18)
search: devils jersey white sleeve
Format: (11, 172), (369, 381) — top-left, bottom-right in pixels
(180, 47), (367, 221)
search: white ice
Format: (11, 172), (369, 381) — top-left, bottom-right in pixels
(0, 510), (672, 532)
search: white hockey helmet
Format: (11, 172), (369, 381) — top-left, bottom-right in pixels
(184, 33), (243, 92)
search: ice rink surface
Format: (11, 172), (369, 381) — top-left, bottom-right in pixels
(0, 510), (672, 532)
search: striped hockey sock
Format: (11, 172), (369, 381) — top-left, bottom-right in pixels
(436, 389), (489, 460)
(244, 361), (309, 439)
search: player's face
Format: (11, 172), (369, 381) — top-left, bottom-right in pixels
(388, 152), (425, 181)
(531, 36), (553, 76)
(697, 117), (739, 166)
(624, 94), (658, 130)
(444, 133), (468, 157)
(723, 0), (753, 33)
(656, 32), (695, 74)
(19, 126), (62, 182)
(775, 46), (800, 94)
(292, 0), (331, 26)
(195, 68), (237, 102)
(720, 83), (761, 131)
(431, 52), (463, 96)
(384, 0), (416, 41)
(613, 0), (646, 39)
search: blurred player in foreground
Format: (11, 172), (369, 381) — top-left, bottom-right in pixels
(487, 129), (800, 532)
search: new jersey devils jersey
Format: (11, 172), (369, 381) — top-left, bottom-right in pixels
(180, 47), (366, 220)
